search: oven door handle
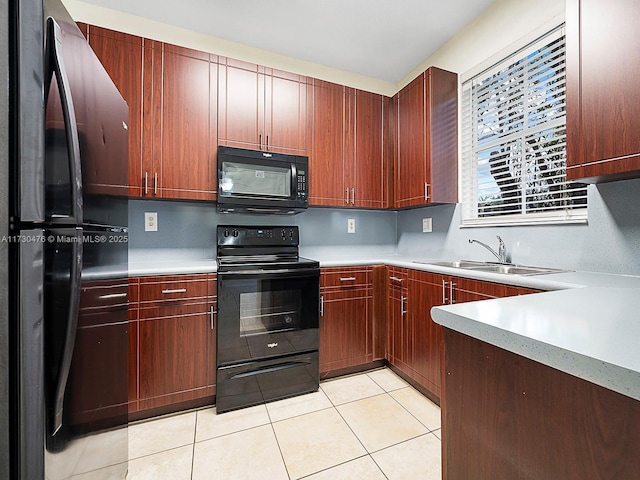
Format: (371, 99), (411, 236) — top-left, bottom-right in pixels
(218, 267), (320, 279)
(227, 359), (313, 379)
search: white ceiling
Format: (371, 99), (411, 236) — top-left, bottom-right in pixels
(80, 0), (496, 84)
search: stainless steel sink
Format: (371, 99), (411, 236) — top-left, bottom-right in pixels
(413, 260), (569, 276)
(412, 260), (488, 268)
(467, 264), (568, 275)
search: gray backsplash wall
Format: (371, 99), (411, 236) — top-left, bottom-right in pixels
(397, 178), (640, 276)
(128, 200), (397, 257)
(129, 176), (640, 275)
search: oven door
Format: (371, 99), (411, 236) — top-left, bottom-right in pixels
(217, 267), (320, 366)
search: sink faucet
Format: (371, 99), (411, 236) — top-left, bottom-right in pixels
(469, 236), (507, 264)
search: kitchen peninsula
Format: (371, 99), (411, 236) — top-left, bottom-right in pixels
(432, 287), (640, 479)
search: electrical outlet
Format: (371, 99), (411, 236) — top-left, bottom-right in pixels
(347, 218), (356, 234)
(422, 218), (432, 233)
(145, 212), (158, 232)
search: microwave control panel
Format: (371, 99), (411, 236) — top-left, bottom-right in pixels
(296, 169), (307, 198)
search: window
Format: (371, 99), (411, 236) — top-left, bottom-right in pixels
(461, 27), (587, 226)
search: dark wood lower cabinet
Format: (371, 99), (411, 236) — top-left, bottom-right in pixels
(130, 274), (216, 418)
(319, 266), (377, 375)
(442, 328), (640, 479)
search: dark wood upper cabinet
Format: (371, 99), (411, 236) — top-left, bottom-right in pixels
(352, 89), (387, 208)
(309, 79), (346, 206)
(81, 25), (145, 196)
(310, 80), (388, 208)
(395, 75), (426, 207)
(395, 67), (457, 208)
(566, 0), (640, 183)
(82, 25), (217, 201)
(150, 44), (218, 200)
(218, 58), (309, 154)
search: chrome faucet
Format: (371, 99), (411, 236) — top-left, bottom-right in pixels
(469, 236), (507, 264)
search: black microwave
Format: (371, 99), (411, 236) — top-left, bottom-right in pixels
(217, 146), (309, 214)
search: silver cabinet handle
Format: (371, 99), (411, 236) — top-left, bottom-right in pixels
(320, 295), (324, 317)
(351, 188), (355, 205)
(401, 295), (407, 316)
(425, 183), (429, 201)
(345, 188), (349, 205)
(450, 282), (455, 304)
(339, 277), (356, 282)
(442, 280), (448, 304)
(161, 288), (187, 294)
(154, 172), (158, 195)
(210, 305), (215, 330)
(144, 171), (148, 195)
(389, 276), (403, 283)
(98, 293), (127, 300)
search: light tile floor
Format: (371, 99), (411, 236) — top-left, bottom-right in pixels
(86, 368), (442, 479)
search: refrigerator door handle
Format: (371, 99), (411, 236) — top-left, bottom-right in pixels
(51, 229), (83, 436)
(47, 18), (83, 224)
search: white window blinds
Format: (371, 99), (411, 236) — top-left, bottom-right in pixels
(461, 27), (587, 226)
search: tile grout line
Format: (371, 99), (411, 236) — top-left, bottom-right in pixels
(190, 411), (198, 480)
(265, 405), (293, 480)
(385, 386), (441, 434)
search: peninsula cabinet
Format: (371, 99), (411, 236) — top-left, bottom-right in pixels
(81, 24), (218, 201)
(394, 67), (458, 208)
(442, 328), (640, 479)
(319, 267), (375, 375)
(309, 80), (387, 208)
(218, 58), (310, 154)
(566, 0), (640, 183)
(131, 274), (216, 417)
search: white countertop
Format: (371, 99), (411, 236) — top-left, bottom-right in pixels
(431, 287), (640, 401)
(128, 248), (216, 276)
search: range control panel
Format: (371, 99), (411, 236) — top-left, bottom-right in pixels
(217, 225), (299, 247)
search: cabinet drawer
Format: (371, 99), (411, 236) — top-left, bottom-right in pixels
(139, 274), (215, 304)
(321, 267), (371, 290)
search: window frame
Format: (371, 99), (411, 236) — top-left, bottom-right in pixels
(460, 24), (588, 228)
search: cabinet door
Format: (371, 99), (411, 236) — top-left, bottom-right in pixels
(154, 45), (216, 200)
(566, 0), (640, 182)
(310, 79), (347, 206)
(395, 74), (427, 207)
(426, 67), (458, 203)
(409, 271), (445, 398)
(353, 90), (386, 208)
(387, 268), (410, 373)
(138, 309), (214, 408)
(319, 293), (371, 373)
(218, 59), (263, 149)
(265, 70), (309, 153)
(84, 26), (145, 196)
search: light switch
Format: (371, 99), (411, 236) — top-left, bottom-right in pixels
(145, 212), (158, 232)
(422, 218), (432, 233)
(347, 218), (356, 234)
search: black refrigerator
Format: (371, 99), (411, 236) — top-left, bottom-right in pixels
(4, 0), (130, 478)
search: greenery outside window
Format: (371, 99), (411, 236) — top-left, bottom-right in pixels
(460, 26), (587, 226)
